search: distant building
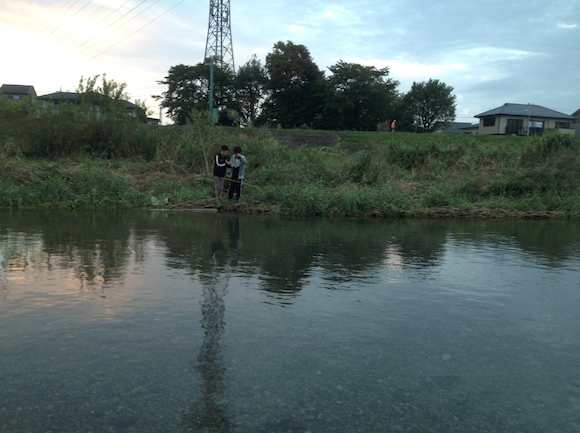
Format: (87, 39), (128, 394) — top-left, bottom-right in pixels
(572, 108), (580, 136)
(459, 124), (479, 135)
(37, 92), (138, 117)
(474, 103), (576, 136)
(0, 84), (37, 104)
(434, 122), (474, 134)
(147, 117), (160, 126)
(0, 84), (37, 115)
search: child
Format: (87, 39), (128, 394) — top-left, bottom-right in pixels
(213, 145), (232, 200)
(228, 146), (248, 202)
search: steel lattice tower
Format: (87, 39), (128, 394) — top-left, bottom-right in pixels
(204, 0), (235, 72)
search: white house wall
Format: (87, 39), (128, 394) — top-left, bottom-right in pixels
(478, 116), (576, 135)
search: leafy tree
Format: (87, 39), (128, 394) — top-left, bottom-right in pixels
(403, 79), (456, 132)
(154, 62), (235, 125)
(319, 61), (399, 130)
(258, 41), (326, 128)
(234, 55), (268, 126)
(76, 74), (143, 120)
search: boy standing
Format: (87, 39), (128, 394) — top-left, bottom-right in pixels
(228, 146), (248, 202)
(213, 145), (232, 200)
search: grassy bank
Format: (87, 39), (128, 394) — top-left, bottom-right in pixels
(1, 110), (579, 217)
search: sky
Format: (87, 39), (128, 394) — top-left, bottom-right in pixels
(1, 0), (579, 124)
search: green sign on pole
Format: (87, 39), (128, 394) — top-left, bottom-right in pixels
(209, 56), (217, 124)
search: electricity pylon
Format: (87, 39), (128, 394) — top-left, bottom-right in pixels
(204, 0), (235, 72)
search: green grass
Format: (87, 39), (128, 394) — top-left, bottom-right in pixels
(1, 108), (579, 217)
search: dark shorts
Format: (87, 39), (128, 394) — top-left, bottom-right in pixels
(214, 176), (224, 191)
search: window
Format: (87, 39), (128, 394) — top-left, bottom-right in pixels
(9, 95), (21, 100)
(506, 118), (523, 135)
(483, 117), (495, 127)
(555, 122), (571, 129)
(529, 120), (544, 135)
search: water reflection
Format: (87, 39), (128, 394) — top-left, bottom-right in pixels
(182, 219), (240, 432)
(1, 211), (580, 432)
(0, 212), (147, 296)
(1, 212), (580, 304)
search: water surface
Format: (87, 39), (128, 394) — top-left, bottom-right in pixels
(1, 211), (580, 432)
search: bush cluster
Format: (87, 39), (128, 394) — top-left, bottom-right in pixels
(1, 101), (579, 216)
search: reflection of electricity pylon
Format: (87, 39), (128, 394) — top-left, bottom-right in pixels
(204, 0), (235, 72)
(184, 272), (233, 432)
(183, 219), (241, 432)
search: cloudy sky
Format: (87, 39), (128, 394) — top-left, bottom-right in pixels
(1, 0), (579, 123)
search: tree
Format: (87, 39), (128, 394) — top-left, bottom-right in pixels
(403, 79), (456, 132)
(154, 62), (235, 125)
(76, 74), (144, 120)
(319, 61), (399, 130)
(258, 41), (326, 128)
(234, 55), (268, 126)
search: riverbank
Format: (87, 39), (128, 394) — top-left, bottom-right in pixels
(1, 127), (579, 218)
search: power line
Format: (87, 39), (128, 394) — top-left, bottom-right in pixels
(61, 0), (133, 52)
(32, 0), (77, 35)
(53, 0), (114, 46)
(40, 0), (94, 43)
(70, 0), (159, 58)
(89, 0), (185, 61)
(70, 0), (150, 57)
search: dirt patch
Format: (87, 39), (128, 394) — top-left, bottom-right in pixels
(163, 200), (562, 219)
(405, 206), (560, 219)
(232, 129), (340, 148)
(165, 199), (279, 214)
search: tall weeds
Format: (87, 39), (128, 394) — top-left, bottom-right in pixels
(1, 101), (579, 217)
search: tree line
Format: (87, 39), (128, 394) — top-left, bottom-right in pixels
(154, 41), (457, 132)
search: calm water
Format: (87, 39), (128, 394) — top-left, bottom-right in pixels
(1, 211), (580, 433)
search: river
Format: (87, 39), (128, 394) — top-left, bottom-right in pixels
(1, 211), (579, 432)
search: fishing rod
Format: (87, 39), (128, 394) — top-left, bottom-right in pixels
(220, 177), (261, 188)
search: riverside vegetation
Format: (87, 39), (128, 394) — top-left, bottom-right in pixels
(1, 101), (579, 218)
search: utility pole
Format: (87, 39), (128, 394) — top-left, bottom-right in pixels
(415, 102), (420, 133)
(209, 56), (218, 123)
(204, 0), (235, 72)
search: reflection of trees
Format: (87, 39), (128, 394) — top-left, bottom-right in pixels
(182, 218), (238, 432)
(154, 217), (450, 304)
(0, 211), (149, 293)
(384, 220), (449, 267)
(0, 229), (44, 302)
(1, 211), (578, 305)
(40, 212), (136, 290)
(481, 221), (580, 267)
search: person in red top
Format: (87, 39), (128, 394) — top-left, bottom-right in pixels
(391, 119), (396, 132)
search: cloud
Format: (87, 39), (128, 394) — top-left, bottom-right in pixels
(347, 57), (467, 79)
(2, 0), (579, 121)
(318, 4), (360, 26)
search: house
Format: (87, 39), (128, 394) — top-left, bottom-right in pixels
(459, 124), (479, 135)
(37, 92), (138, 117)
(474, 103), (576, 136)
(0, 85), (37, 115)
(572, 108), (580, 136)
(0, 84), (37, 104)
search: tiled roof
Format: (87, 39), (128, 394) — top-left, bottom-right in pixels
(475, 103), (576, 120)
(37, 92), (79, 101)
(38, 91), (136, 109)
(441, 122), (474, 134)
(0, 84), (36, 95)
